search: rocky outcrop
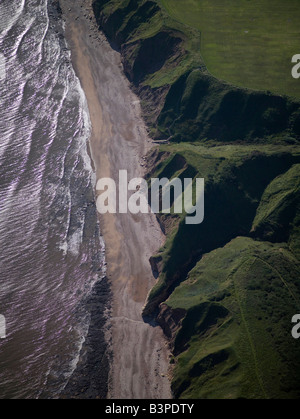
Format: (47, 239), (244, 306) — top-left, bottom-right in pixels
(156, 304), (186, 341)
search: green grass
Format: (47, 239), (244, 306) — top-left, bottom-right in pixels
(160, 0), (300, 98)
(94, 0), (300, 145)
(144, 144), (300, 398)
(167, 237), (300, 398)
(143, 143), (300, 315)
(252, 163), (300, 258)
(93, 0), (202, 88)
(156, 68), (300, 143)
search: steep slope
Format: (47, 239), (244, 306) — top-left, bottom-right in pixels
(143, 146), (300, 316)
(164, 237), (300, 399)
(251, 164), (300, 258)
(157, 70), (300, 143)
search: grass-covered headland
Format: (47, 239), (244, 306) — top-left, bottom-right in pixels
(92, 0), (300, 398)
(161, 0), (300, 99)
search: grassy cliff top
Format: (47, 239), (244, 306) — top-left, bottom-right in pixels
(160, 0), (300, 98)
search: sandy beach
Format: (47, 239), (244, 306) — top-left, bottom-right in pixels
(59, 0), (172, 399)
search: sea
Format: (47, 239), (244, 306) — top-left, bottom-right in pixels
(0, 0), (108, 398)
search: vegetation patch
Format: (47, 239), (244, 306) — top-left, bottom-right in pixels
(161, 0), (300, 98)
(143, 144), (300, 316)
(167, 237), (300, 399)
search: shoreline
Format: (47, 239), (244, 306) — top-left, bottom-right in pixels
(59, 0), (172, 399)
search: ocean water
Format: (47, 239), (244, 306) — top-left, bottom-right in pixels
(0, 0), (106, 398)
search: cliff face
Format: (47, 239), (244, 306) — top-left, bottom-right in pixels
(92, 0), (192, 127)
(158, 70), (300, 143)
(92, 0), (300, 399)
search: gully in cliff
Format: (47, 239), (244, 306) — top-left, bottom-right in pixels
(96, 170), (205, 225)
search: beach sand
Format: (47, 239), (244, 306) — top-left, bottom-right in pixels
(59, 0), (172, 399)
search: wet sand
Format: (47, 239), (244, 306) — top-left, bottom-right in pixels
(60, 0), (172, 399)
